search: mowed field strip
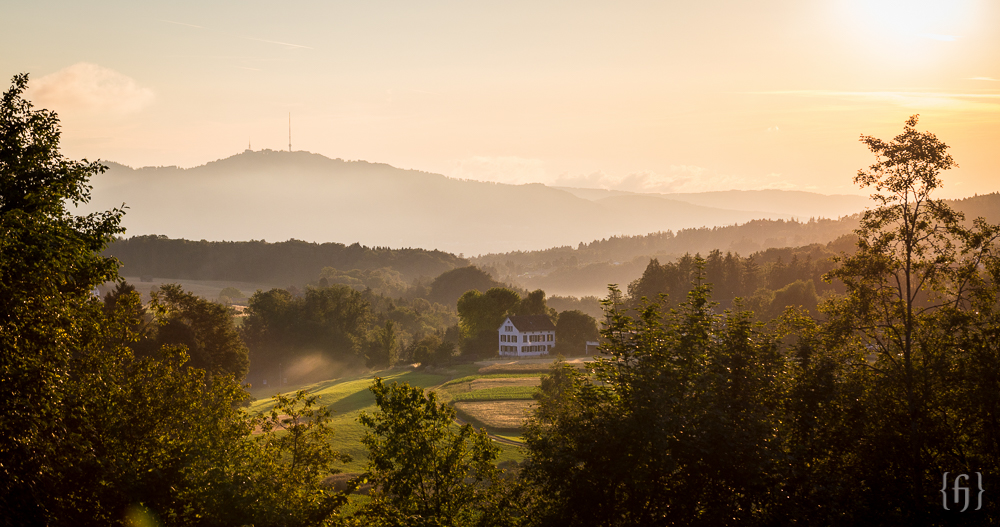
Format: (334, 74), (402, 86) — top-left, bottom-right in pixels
(470, 377), (540, 390)
(454, 400), (535, 430)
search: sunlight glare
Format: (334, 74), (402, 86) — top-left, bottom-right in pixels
(851, 0), (974, 39)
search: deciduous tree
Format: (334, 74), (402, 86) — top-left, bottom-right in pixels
(355, 378), (514, 526)
(820, 115), (1000, 522)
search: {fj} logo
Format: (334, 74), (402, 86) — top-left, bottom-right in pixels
(941, 472), (985, 512)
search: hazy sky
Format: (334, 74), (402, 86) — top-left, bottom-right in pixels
(3, 0), (999, 197)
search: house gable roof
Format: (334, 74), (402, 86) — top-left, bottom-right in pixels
(501, 314), (556, 332)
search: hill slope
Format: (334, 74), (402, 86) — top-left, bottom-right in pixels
(80, 150), (872, 255)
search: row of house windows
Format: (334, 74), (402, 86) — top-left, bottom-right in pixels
(502, 334), (555, 343)
(523, 345), (549, 353)
(500, 345), (518, 352)
(504, 325), (513, 332)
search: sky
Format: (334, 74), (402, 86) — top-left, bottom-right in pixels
(3, 0), (999, 198)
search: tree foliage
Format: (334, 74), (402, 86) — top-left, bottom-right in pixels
(0, 74), (351, 527)
(355, 378), (515, 526)
(524, 276), (789, 526)
(0, 73), (125, 524)
(815, 115), (1000, 522)
(552, 310), (598, 355)
(104, 235), (466, 286)
(518, 116), (1000, 526)
(147, 283), (249, 379)
(457, 287), (522, 357)
(428, 266), (504, 307)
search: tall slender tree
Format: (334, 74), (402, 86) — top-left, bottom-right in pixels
(824, 115), (1000, 522)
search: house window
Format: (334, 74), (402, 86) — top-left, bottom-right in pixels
(547, 334), (553, 342)
(523, 335), (527, 343)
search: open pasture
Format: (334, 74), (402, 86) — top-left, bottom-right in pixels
(247, 364), (525, 473)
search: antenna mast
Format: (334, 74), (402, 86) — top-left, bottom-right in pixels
(288, 113), (291, 152)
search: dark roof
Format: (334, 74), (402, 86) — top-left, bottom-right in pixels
(501, 315), (556, 332)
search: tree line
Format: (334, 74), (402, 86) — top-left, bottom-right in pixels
(102, 235), (467, 285)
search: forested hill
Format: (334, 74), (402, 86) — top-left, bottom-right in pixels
(472, 192), (1000, 297)
(103, 236), (468, 285)
(104, 193), (999, 297)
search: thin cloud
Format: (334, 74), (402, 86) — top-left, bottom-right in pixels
(969, 77), (998, 82)
(160, 19), (312, 50)
(160, 19), (205, 29)
(450, 156), (801, 193)
(754, 90), (1000, 112)
(30, 63), (154, 115)
(758, 90), (1000, 99)
(921, 33), (959, 41)
(449, 156), (548, 185)
(243, 37), (312, 50)
(553, 167), (796, 194)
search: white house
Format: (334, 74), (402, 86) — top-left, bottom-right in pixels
(498, 314), (556, 357)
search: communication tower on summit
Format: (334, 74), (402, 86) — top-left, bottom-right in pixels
(288, 113), (291, 152)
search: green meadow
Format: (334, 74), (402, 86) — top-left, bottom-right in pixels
(247, 364), (530, 474)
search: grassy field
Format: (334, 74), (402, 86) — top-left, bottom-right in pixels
(244, 359), (595, 474)
(247, 364), (526, 473)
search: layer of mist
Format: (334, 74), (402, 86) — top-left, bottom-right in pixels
(81, 150), (872, 256)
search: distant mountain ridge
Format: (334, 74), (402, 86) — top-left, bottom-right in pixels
(555, 187), (869, 220)
(81, 150), (877, 256)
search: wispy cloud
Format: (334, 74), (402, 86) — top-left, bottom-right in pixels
(160, 19), (205, 29)
(159, 19), (312, 50)
(450, 156), (802, 193)
(921, 33), (959, 41)
(755, 90), (1000, 112)
(243, 37), (312, 50)
(553, 167), (797, 194)
(969, 77), (998, 82)
(30, 63), (154, 115)
(449, 156), (548, 185)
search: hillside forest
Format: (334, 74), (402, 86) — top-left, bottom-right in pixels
(4, 73), (1000, 526)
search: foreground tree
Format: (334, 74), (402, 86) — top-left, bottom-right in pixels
(0, 74), (351, 526)
(354, 378), (517, 527)
(818, 115), (1000, 523)
(0, 73), (125, 524)
(523, 276), (789, 527)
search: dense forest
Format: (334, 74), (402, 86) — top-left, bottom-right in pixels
(5, 74), (1000, 527)
(103, 235), (468, 285)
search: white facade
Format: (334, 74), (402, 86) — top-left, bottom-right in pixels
(498, 315), (555, 357)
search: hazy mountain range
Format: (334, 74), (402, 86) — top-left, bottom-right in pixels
(83, 149), (872, 256)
